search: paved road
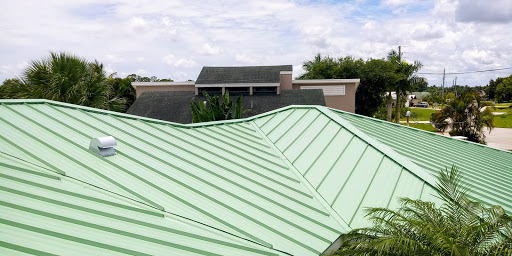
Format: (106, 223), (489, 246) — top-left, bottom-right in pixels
(398, 121), (512, 151)
(484, 128), (512, 151)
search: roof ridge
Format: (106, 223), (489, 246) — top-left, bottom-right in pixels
(0, 100), (319, 129)
(316, 106), (439, 188)
(329, 107), (512, 155)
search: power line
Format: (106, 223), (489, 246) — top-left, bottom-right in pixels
(418, 67), (512, 75)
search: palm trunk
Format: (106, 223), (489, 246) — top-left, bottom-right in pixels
(386, 92), (393, 122)
(394, 90), (400, 123)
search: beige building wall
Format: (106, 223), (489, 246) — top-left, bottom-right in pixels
(133, 82), (195, 97)
(280, 71), (293, 90)
(292, 80), (359, 113)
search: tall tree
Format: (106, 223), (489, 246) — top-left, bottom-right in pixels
(298, 54), (396, 117)
(496, 75), (512, 103)
(431, 92), (494, 144)
(336, 165), (512, 255)
(0, 52), (126, 111)
(387, 50), (423, 123)
(487, 77), (503, 100)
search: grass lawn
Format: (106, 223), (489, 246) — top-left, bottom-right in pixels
(403, 123), (437, 132)
(490, 107), (512, 128)
(400, 108), (438, 121)
(495, 103), (512, 107)
(493, 113), (512, 128)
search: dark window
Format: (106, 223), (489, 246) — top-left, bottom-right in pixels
(200, 87), (222, 95)
(225, 87), (250, 95)
(253, 87), (277, 94)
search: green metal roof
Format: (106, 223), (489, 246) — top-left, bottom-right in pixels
(0, 153), (281, 256)
(332, 109), (512, 214)
(0, 99), (510, 255)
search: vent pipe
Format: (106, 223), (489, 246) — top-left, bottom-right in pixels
(89, 136), (117, 157)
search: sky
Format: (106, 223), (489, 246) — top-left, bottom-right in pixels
(1, 0), (511, 87)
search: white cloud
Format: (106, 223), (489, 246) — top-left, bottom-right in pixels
(456, 0), (512, 23)
(0, 0), (511, 87)
(162, 54), (197, 68)
(136, 68), (148, 75)
(235, 54), (259, 65)
(199, 43), (221, 56)
(382, 0), (417, 6)
(128, 17), (149, 33)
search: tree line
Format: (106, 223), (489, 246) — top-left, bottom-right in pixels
(0, 52), (174, 112)
(298, 52), (425, 122)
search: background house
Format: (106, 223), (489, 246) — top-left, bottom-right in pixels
(130, 65), (360, 122)
(127, 89), (326, 124)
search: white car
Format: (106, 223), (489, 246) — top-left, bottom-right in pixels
(416, 102), (429, 108)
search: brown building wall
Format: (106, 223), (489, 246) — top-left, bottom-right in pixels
(135, 85), (195, 97)
(280, 73), (293, 90)
(292, 82), (357, 113)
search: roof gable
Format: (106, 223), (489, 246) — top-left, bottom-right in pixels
(196, 65), (292, 84)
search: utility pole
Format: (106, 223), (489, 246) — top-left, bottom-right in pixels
(454, 77), (457, 97)
(394, 46), (403, 124)
(441, 68), (446, 98)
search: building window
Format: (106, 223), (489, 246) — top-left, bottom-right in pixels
(225, 87), (250, 95)
(300, 85), (345, 96)
(253, 87), (277, 94)
(200, 87), (222, 95)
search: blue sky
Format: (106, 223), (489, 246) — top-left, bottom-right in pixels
(1, 0), (511, 86)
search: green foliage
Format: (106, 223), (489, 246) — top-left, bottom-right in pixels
(496, 75), (512, 103)
(387, 50), (424, 123)
(190, 90), (245, 123)
(126, 74), (173, 82)
(424, 86), (446, 105)
(106, 73), (136, 111)
(431, 93), (494, 144)
(0, 52), (126, 111)
(298, 54), (399, 116)
(487, 77), (504, 100)
(335, 166), (512, 256)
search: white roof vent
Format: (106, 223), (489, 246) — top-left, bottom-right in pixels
(89, 136), (117, 157)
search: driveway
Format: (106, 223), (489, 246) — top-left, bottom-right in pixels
(485, 128), (512, 151)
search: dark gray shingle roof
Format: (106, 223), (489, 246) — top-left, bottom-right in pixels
(127, 89), (325, 123)
(195, 65), (293, 84)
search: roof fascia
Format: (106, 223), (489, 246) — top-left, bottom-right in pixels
(292, 79), (360, 84)
(195, 83), (279, 88)
(132, 82), (195, 88)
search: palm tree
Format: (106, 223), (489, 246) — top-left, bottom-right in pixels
(431, 92), (494, 144)
(9, 52), (125, 111)
(190, 90), (244, 123)
(335, 166), (512, 255)
(387, 50), (423, 123)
